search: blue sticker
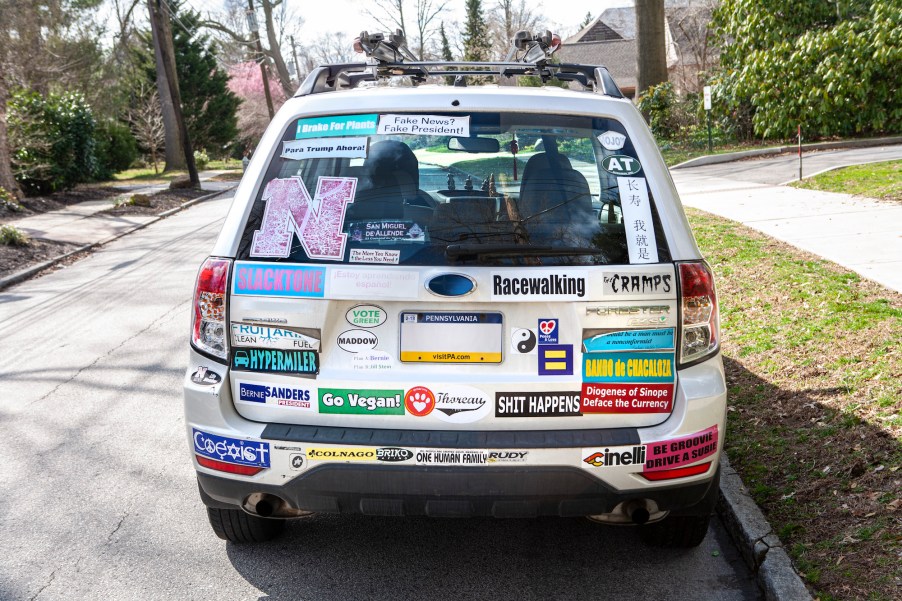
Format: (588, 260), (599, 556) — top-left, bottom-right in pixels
(296, 114), (379, 139)
(538, 318), (559, 345)
(237, 381), (314, 405)
(193, 429), (270, 468)
(583, 328), (675, 352)
(538, 345), (573, 376)
(232, 262), (325, 298)
(232, 348), (319, 374)
(582, 351), (674, 383)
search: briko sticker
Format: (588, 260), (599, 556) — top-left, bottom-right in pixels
(602, 271), (672, 295)
(232, 262), (325, 298)
(580, 383), (674, 414)
(538, 345), (574, 376)
(582, 351), (674, 384)
(510, 327), (538, 354)
(281, 137), (368, 160)
(250, 176), (357, 260)
(495, 391), (582, 417)
(644, 425), (719, 472)
(330, 268), (419, 299)
(598, 130), (627, 151)
(232, 348), (319, 375)
(617, 177), (659, 264)
(231, 323), (320, 350)
(318, 388), (405, 415)
(377, 114), (470, 136)
(349, 248), (400, 265)
(345, 305), (387, 328)
(583, 328), (675, 352)
(193, 429), (270, 468)
(349, 220), (425, 243)
(296, 114), (378, 139)
(602, 154), (641, 176)
(235, 379), (315, 410)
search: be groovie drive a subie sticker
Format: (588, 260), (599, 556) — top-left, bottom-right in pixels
(250, 176), (357, 260)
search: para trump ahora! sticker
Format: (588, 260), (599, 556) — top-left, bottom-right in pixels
(281, 137), (368, 160)
(644, 425), (719, 472)
(250, 176), (356, 260)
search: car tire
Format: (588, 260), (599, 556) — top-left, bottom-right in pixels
(640, 513), (711, 548)
(206, 507), (285, 543)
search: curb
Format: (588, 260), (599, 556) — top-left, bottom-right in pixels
(717, 454), (813, 601)
(776, 156), (902, 187)
(0, 186), (235, 292)
(671, 135), (902, 169)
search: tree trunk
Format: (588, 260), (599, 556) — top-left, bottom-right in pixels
(260, 0), (295, 98)
(0, 70), (21, 199)
(635, 0), (669, 97)
(148, 0), (185, 170)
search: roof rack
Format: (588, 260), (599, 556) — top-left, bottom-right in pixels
(295, 28), (624, 99)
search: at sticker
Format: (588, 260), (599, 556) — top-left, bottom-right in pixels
(281, 137), (367, 160)
(644, 425), (719, 472)
(250, 176), (357, 260)
(617, 177), (659, 264)
(377, 114), (470, 136)
(602, 154), (641, 176)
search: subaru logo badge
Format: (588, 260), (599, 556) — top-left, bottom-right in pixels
(426, 273), (476, 297)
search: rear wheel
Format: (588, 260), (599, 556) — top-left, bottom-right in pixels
(206, 507), (285, 543)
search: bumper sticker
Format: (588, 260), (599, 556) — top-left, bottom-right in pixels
(193, 429), (270, 468)
(644, 425), (719, 472)
(582, 351), (673, 383)
(232, 262), (325, 298)
(538, 345), (574, 376)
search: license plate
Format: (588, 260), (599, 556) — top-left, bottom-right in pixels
(400, 312), (502, 363)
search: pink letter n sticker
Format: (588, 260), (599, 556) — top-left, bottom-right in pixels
(250, 176), (357, 260)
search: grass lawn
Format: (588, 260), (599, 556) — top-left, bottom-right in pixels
(110, 159), (241, 185)
(790, 160), (902, 202)
(688, 208), (901, 601)
(659, 141), (777, 167)
(452, 156), (528, 184)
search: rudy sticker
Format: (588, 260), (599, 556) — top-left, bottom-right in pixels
(250, 176), (357, 260)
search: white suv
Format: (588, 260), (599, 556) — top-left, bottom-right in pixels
(185, 31), (725, 548)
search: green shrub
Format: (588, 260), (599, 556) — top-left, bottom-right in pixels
(94, 120), (139, 178)
(0, 186), (22, 212)
(193, 149), (209, 169)
(637, 82), (678, 140)
(0, 224), (29, 246)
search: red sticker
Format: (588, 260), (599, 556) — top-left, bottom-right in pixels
(405, 386), (435, 417)
(644, 425), (718, 472)
(580, 383), (673, 413)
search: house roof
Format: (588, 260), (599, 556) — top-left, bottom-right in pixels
(557, 39), (637, 93)
(565, 19), (623, 44)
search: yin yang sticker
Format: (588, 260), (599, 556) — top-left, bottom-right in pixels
(511, 328), (538, 355)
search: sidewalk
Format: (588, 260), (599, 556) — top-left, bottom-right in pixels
(671, 169), (902, 293)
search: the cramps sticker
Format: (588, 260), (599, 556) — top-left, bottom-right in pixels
(377, 114), (470, 136)
(281, 137), (368, 160)
(250, 176), (356, 260)
(644, 425), (718, 472)
(296, 114), (378, 139)
(602, 272), (673, 295)
(617, 177), (658, 264)
(583, 328), (675, 352)
(582, 445), (646, 468)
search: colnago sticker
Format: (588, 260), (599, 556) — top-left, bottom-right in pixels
(250, 176), (356, 260)
(644, 425), (719, 472)
(281, 137), (368, 160)
(307, 448), (377, 461)
(602, 272), (673, 295)
(346, 305), (387, 328)
(598, 130), (627, 151)
(431, 385), (492, 423)
(510, 328), (538, 354)
(580, 383), (674, 414)
(330, 268), (419, 299)
(193, 429), (270, 468)
(583, 351), (674, 384)
(235, 379), (314, 410)
(377, 114), (470, 136)
(583, 328), (675, 352)
(232, 348), (319, 375)
(495, 391), (582, 417)
(295, 114), (378, 139)
(617, 177), (658, 264)
(233, 262), (326, 298)
(491, 271), (586, 300)
(319, 388), (404, 415)
(582, 445), (646, 468)
(231, 323), (320, 350)
(414, 449), (528, 465)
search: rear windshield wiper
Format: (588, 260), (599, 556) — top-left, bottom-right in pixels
(445, 243), (604, 261)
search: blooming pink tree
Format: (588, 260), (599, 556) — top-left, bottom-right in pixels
(227, 62), (287, 149)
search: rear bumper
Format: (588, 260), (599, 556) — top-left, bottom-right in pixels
(197, 462), (720, 518)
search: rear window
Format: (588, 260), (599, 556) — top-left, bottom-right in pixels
(237, 112), (670, 267)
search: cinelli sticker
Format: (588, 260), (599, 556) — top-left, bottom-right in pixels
(582, 445), (646, 468)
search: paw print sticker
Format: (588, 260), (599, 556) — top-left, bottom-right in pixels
(405, 386), (435, 417)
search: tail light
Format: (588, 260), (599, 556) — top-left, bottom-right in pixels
(678, 262), (719, 366)
(191, 257), (231, 361)
(640, 461), (712, 481)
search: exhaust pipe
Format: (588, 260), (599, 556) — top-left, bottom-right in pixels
(629, 505), (650, 525)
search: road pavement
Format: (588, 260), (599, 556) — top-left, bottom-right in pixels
(0, 191), (760, 601)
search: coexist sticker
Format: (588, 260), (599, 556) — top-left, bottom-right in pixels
(336, 329), (378, 353)
(346, 304), (387, 328)
(377, 114), (470, 136)
(580, 383), (673, 414)
(250, 176), (356, 260)
(193, 429), (270, 468)
(405, 386), (435, 417)
(296, 114), (378, 139)
(232, 348), (319, 375)
(235, 379), (314, 410)
(318, 388), (404, 415)
(232, 262), (325, 298)
(495, 391), (582, 417)
(281, 137), (368, 160)
(644, 425), (719, 472)
(598, 130), (627, 151)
